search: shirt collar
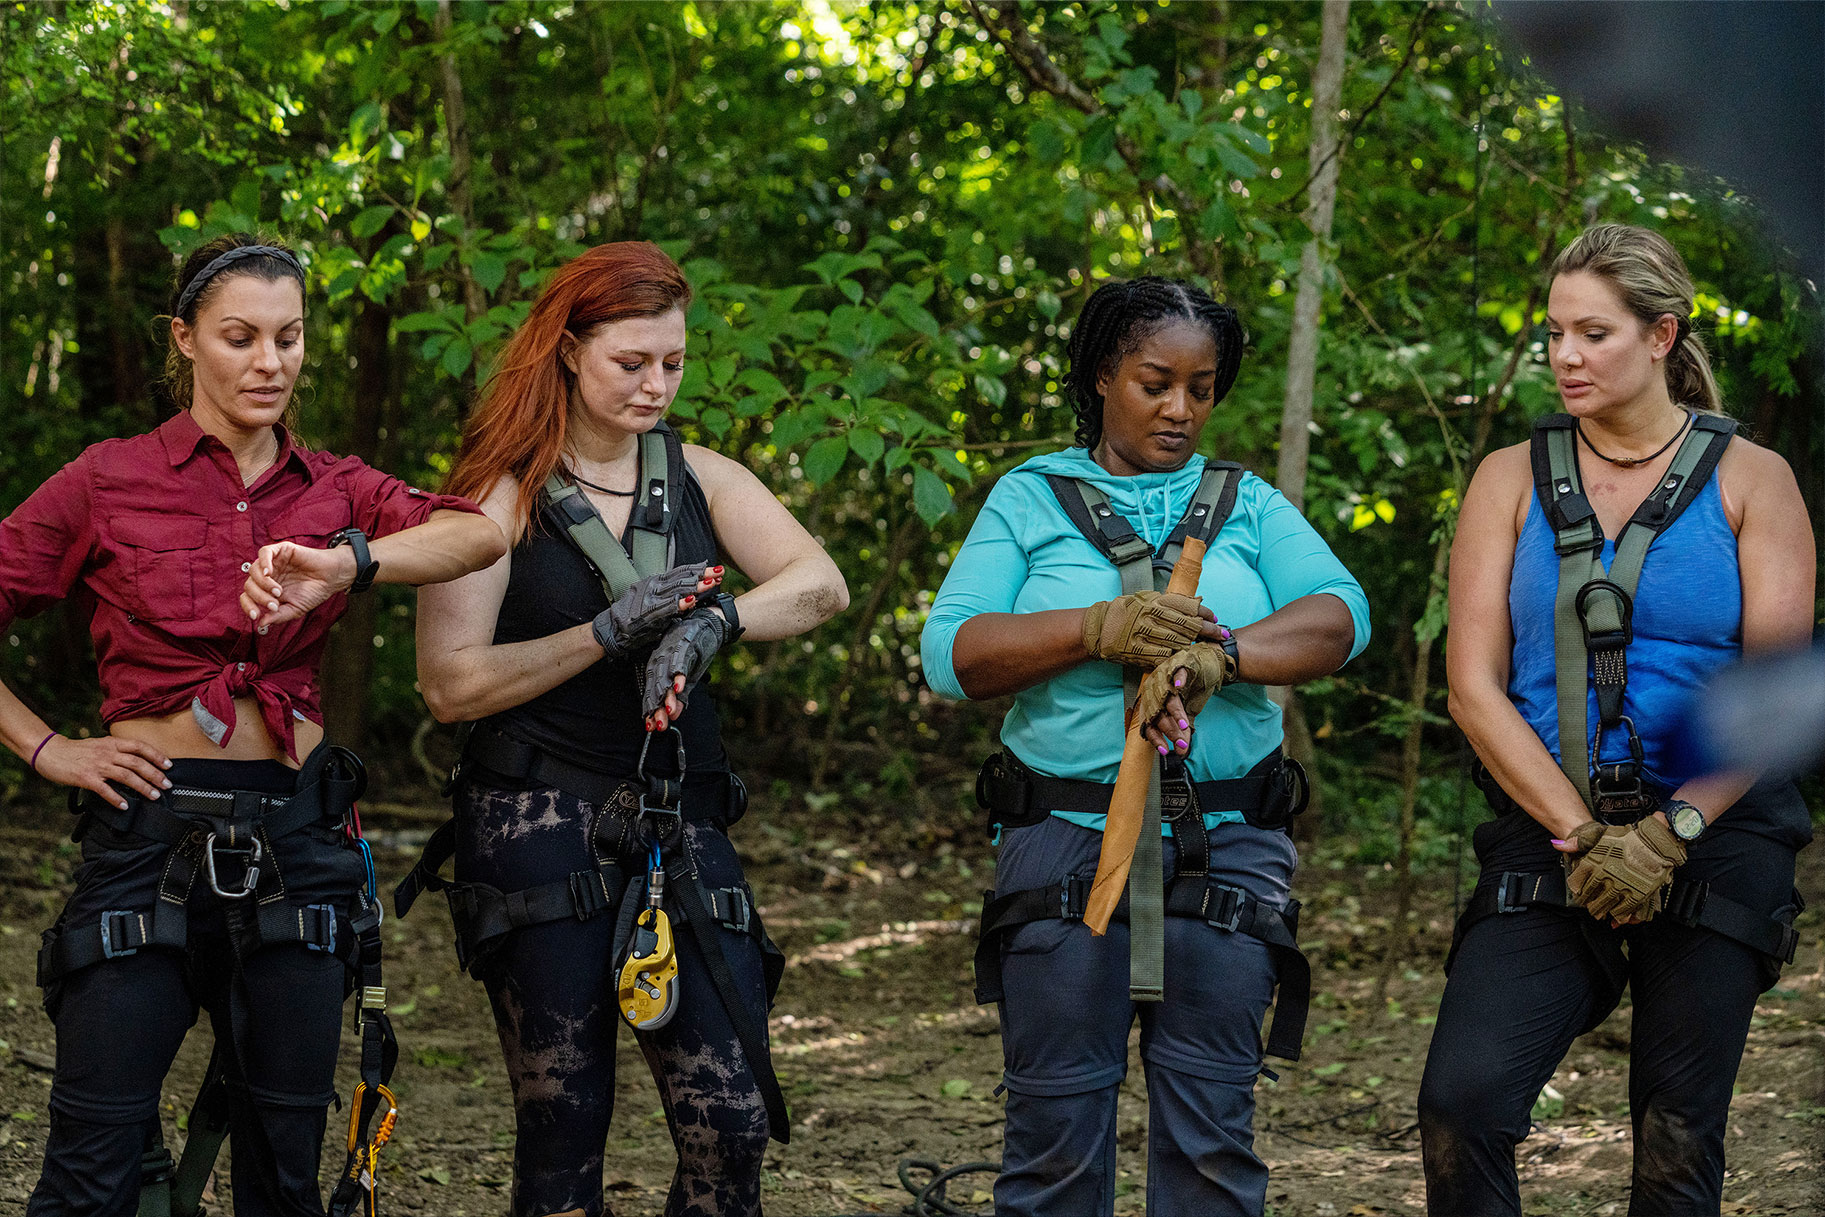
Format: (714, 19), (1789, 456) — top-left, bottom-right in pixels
(157, 410), (308, 479)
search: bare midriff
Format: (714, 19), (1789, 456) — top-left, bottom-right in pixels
(111, 698), (321, 768)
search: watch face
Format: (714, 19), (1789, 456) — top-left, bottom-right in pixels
(1671, 803), (1705, 841)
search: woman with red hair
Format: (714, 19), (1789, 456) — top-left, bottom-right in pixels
(408, 242), (847, 1217)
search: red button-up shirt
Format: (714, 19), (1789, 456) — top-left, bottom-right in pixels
(1, 411), (482, 758)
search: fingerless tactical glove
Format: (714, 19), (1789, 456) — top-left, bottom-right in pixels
(642, 607), (741, 720)
(591, 564), (714, 659)
(1567, 815), (1686, 922)
(1081, 591), (1207, 668)
(1131, 642), (1236, 729)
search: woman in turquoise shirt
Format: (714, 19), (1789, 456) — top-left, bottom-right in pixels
(920, 277), (1369, 1217)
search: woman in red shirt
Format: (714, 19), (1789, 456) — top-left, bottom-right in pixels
(0, 233), (504, 1217)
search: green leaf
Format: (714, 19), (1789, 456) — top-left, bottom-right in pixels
(440, 337), (473, 378)
(838, 278), (864, 305)
(804, 435), (849, 485)
(469, 251), (508, 295)
(701, 407), (731, 439)
(394, 310), (458, 334)
(350, 205), (392, 240)
(735, 368), (788, 401)
(974, 374), (1007, 409)
(1311, 1062), (1346, 1077)
(940, 1079), (972, 1099)
(848, 428), (885, 466)
(912, 467), (953, 526)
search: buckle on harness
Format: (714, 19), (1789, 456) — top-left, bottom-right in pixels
(636, 728), (687, 848)
(1575, 579), (1635, 651)
(1059, 876), (1085, 922)
(99, 909), (144, 959)
(1495, 872), (1529, 914)
(1664, 879), (1708, 925)
(1159, 760), (1201, 823)
(1204, 883), (1246, 932)
(1591, 717), (1656, 821)
(202, 833), (264, 900)
(714, 886), (752, 934)
(569, 870), (611, 920)
(302, 903), (339, 954)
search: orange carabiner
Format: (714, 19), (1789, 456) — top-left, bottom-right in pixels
(345, 1082), (399, 1153)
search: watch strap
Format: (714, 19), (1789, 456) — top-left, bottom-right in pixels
(328, 528), (380, 593)
(712, 591), (744, 642)
(1664, 798), (1706, 843)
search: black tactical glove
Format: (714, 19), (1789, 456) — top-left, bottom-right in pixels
(642, 607), (742, 722)
(590, 564), (713, 659)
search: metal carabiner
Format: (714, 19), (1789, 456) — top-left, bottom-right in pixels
(203, 832), (264, 900)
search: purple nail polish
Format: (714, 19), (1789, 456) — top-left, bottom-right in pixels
(1178, 719), (1188, 729)
(1551, 838), (1568, 846)
(1158, 744), (1168, 756)
(1176, 739), (1187, 751)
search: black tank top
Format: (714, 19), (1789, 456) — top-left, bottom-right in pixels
(482, 465), (726, 779)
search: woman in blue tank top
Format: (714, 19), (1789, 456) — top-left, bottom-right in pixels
(1420, 225), (1816, 1216)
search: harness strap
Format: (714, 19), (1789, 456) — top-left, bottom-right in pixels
(972, 873), (1308, 1061)
(1453, 868), (1801, 966)
(1042, 462), (1242, 1003)
(541, 423), (681, 601)
(977, 749), (1299, 832)
(1532, 413), (1736, 811)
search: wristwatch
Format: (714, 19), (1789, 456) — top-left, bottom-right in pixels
(1663, 798), (1707, 844)
(1215, 624), (1240, 669)
(327, 527), (381, 594)
(710, 590), (745, 642)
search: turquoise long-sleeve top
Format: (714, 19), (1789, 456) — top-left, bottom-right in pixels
(920, 447), (1370, 833)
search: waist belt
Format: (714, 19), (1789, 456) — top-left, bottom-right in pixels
(972, 872), (1309, 1062)
(978, 749), (1307, 834)
(1471, 760), (1663, 826)
(1455, 867), (1802, 966)
(461, 722), (740, 823)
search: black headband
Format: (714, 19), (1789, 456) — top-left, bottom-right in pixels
(174, 244), (305, 319)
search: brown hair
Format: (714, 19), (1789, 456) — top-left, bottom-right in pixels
(444, 241), (692, 529)
(1550, 224), (1723, 414)
(161, 232), (307, 412)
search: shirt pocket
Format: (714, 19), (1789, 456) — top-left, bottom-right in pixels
(111, 514), (207, 621)
(269, 498), (352, 547)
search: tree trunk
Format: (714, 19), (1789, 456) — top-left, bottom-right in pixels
(1274, 0), (1351, 508)
(321, 295), (393, 745)
(1272, 0), (1350, 841)
(434, 0), (485, 328)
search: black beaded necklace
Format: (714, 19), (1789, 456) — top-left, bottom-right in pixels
(1576, 410), (1693, 469)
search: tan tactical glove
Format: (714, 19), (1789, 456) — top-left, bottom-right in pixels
(1081, 591), (1208, 668)
(1566, 816), (1685, 922)
(1132, 643), (1236, 729)
(1554, 820), (1616, 864)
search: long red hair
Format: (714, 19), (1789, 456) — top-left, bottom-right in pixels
(445, 241), (692, 530)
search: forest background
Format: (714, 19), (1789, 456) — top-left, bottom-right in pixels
(0, 3), (1822, 1212)
(5, 0), (1820, 859)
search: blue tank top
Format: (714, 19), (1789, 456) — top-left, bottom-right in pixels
(1507, 475), (1740, 790)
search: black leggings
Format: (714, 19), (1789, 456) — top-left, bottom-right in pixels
(456, 779), (773, 1217)
(1419, 806), (1800, 1217)
(30, 759), (361, 1217)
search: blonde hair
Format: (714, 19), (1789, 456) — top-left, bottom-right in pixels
(1550, 224), (1723, 414)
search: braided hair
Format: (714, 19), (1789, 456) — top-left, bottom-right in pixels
(1062, 277), (1245, 450)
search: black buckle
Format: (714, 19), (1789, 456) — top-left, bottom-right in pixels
(1159, 759), (1200, 824)
(1059, 876), (1085, 922)
(1664, 879), (1708, 925)
(635, 728), (687, 849)
(1204, 882), (1246, 932)
(715, 886), (752, 934)
(1495, 872), (1528, 914)
(99, 909), (144, 959)
(1575, 579), (1635, 650)
(569, 870), (610, 920)
(203, 833), (264, 900)
(301, 903), (339, 954)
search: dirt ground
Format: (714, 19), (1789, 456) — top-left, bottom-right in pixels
(0, 768), (1819, 1217)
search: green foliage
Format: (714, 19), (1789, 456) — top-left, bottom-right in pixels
(2, 1), (1819, 814)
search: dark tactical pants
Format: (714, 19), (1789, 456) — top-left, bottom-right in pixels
(455, 779), (773, 1217)
(30, 757), (363, 1217)
(990, 815), (1296, 1217)
(1419, 794), (1804, 1217)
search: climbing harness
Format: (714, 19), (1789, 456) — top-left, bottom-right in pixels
(39, 744), (396, 1217)
(1452, 413), (1803, 973)
(1041, 460), (1247, 1003)
(618, 843), (682, 1030)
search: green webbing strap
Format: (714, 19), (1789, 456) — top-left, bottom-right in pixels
(541, 427), (674, 602)
(1068, 467), (1234, 1003)
(1540, 415), (1736, 810)
(167, 1048), (232, 1217)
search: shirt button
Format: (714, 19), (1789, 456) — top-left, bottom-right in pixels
(257, 625), (269, 636)
(236, 502), (248, 512)
(241, 562), (252, 573)
(236, 662), (246, 671)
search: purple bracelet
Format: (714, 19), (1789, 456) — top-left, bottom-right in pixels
(29, 731), (57, 773)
